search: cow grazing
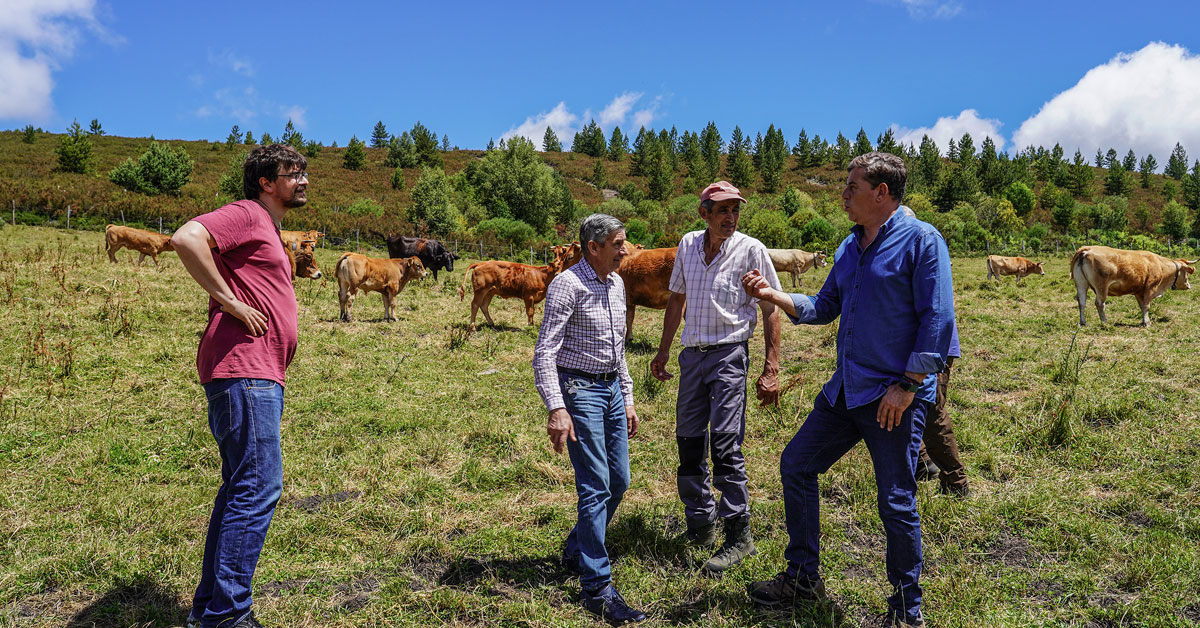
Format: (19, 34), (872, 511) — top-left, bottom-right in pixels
(282, 238), (323, 281)
(374, 232), (458, 279)
(986, 255), (1045, 283)
(457, 250), (568, 331)
(617, 246), (677, 341)
(280, 229), (323, 250)
(105, 224), (175, 266)
(1070, 246), (1196, 326)
(335, 253), (427, 322)
(767, 248), (827, 288)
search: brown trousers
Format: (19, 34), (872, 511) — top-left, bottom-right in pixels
(918, 357), (967, 491)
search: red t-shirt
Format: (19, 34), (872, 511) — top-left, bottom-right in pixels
(192, 200), (298, 386)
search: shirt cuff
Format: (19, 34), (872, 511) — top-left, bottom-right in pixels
(905, 352), (945, 375)
(623, 393), (634, 411)
(542, 393), (565, 413)
(786, 294), (816, 324)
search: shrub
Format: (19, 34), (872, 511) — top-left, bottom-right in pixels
(55, 120), (95, 174)
(905, 192), (935, 214)
(597, 198), (635, 220)
(461, 136), (557, 231)
(345, 198), (385, 218)
(343, 136), (367, 170)
(798, 216), (837, 246)
(744, 209), (791, 248)
(108, 141), (195, 195)
(625, 219), (652, 246)
(390, 166), (405, 191)
(218, 151), (247, 199)
(1005, 181), (1036, 217)
(22, 125), (36, 144)
(302, 140), (322, 158)
(617, 182), (644, 206)
(780, 187), (815, 216)
(476, 217), (537, 248)
(411, 166), (460, 237)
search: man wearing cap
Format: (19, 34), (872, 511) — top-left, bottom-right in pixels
(741, 152), (954, 628)
(172, 144), (307, 628)
(650, 181), (781, 574)
(534, 213), (646, 624)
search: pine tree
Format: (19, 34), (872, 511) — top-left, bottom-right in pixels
(1050, 143), (1068, 188)
(571, 119), (607, 158)
(1139, 154), (1157, 188)
(911, 135), (941, 193)
(410, 122), (442, 168)
(486, 138), (495, 151)
(542, 126), (562, 152)
(647, 145), (675, 201)
(390, 166), (405, 191)
(343, 135), (367, 170)
(371, 121), (389, 148)
(630, 127), (654, 177)
(659, 128), (679, 172)
(55, 120), (95, 174)
(853, 128), (872, 157)
(700, 122), (723, 183)
(281, 119), (303, 148)
(244, 130), (254, 144)
(1182, 160), (1200, 210)
(592, 159), (607, 189)
(1166, 143), (1189, 180)
(1122, 149), (1137, 172)
(225, 125), (241, 148)
(833, 132), (852, 169)
(1104, 148), (1118, 168)
(260, 132), (273, 144)
(811, 134), (828, 166)
(978, 136), (1003, 195)
(758, 124), (788, 193)
(793, 129), (812, 168)
(1095, 148), (1105, 168)
(876, 128), (900, 155)
(1104, 160), (1129, 197)
(22, 125), (36, 144)
(385, 132), (418, 168)
(441, 134), (450, 151)
(725, 126), (756, 190)
(1068, 150), (1094, 198)
(88, 118), (104, 136)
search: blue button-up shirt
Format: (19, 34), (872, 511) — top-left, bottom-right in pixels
(787, 209), (955, 408)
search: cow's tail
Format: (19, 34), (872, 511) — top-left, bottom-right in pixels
(458, 263), (481, 301)
(104, 224), (116, 251)
(334, 253), (354, 285)
(985, 256), (994, 280)
(1069, 248), (1087, 278)
(1069, 247), (1094, 288)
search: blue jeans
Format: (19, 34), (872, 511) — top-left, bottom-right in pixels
(560, 374), (630, 592)
(780, 389), (928, 623)
(191, 378), (284, 628)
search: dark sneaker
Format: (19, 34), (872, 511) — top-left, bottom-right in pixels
(883, 610), (926, 627)
(684, 517), (717, 547)
(702, 514), (755, 573)
(580, 584), (647, 625)
(186, 615), (199, 628)
(231, 613), (265, 628)
(747, 571), (827, 608)
(914, 457), (941, 482)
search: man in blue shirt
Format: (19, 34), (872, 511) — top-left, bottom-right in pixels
(740, 152), (954, 628)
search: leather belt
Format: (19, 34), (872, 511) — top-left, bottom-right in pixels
(558, 367), (619, 382)
(686, 341), (746, 353)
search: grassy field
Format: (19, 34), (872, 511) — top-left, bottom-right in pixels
(0, 224), (1198, 628)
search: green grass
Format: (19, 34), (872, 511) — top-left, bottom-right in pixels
(1, 225), (1198, 627)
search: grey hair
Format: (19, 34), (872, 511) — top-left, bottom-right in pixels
(848, 151), (907, 201)
(579, 213), (624, 247)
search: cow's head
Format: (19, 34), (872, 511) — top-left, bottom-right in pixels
(439, 251), (455, 272)
(404, 256), (428, 281)
(292, 240), (322, 279)
(815, 251), (828, 267)
(1032, 262), (1045, 276)
(1173, 260), (1195, 290)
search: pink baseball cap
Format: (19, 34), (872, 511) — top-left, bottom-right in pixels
(699, 180), (747, 204)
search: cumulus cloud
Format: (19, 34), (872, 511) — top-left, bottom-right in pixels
(893, 0), (963, 19)
(500, 93), (661, 148)
(1012, 42), (1200, 162)
(0, 0), (112, 121)
(890, 109), (1006, 154)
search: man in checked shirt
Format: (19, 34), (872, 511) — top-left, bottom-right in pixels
(650, 180), (782, 574)
(533, 213), (646, 625)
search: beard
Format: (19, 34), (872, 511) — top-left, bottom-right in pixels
(284, 189), (307, 208)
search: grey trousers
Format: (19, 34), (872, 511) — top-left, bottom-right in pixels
(675, 341), (749, 523)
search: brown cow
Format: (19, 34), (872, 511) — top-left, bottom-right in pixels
(1070, 246), (1196, 326)
(616, 246), (677, 341)
(280, 229), (323, 250)
(282, 238), (323, 280)
(986, 255), (1044, 283)
(335, 253), (427, 322)
(767, 248), (827, 288)
(457, 250), (568, 331)
(105, 224), (174, 266)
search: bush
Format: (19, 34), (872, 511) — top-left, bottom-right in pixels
(476, 217), (537, 248)
(218, 151), (247, 199)
(905, 192), (935, 214)
(345, 198), (385, 218)
(798, 216), (837, 246)
(411, 166), (461, 237)
(343, 136), (367, 170)
(625, 219), (652, 246)
(597, 198), (635, 221)
(743, 209), (791, 248)
(108, 141), (195, 195)
(302, 140), (322, 158)
(618, 182), (644, 205)
(780, 187), (814, 217)
(1005, 181), (1036, 217)
(390, 167), (405, 191)
(461, 136), (557, 231)
(55, 120), (95, 174)
(22, 125), (36, 144)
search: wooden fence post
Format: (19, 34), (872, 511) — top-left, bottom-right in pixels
(66, 206), (71, 229)
(356, 229), (360, 251)
(159, 216), (163, 233)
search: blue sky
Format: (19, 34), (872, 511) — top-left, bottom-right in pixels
(5, 1), (1200, 164)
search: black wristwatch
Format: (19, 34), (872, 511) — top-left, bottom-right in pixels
(898, 376), (923, 393)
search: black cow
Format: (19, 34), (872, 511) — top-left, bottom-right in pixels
(372, 232), (458, 279)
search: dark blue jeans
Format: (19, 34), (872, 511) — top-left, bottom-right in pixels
(781, 389), (928, 623)
(560, 374), (630, 592)
(191, 378), (284, 628)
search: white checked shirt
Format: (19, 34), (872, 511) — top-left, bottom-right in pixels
(533, 259), (634, 412)
(669, 229), (781, 347)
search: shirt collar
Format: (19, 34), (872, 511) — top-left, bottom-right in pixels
(850, 207), (907, 242)
(579, 258), (611, 284)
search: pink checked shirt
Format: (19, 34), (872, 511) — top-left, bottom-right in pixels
(669, 229), (781, 347)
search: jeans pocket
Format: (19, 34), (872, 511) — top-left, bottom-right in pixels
(246, 378), (278, 390)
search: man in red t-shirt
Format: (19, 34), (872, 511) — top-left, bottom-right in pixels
(171, 144), (306, 628)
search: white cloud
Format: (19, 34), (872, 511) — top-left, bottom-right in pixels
(501, 93), (662, 149)
(897, 0), (963, 19)
(208, 48), (254, 77)
(0, 0), (111, 121)
(194, 86), (304, 134)
(1012, 42), (1200, 162)
(280, 105), (307, 130)
(890, 109), (1006, 154)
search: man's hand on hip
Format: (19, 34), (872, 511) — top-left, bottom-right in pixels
(547, 408), (576, 454)
(222, 299), (268, 336)
(876, 384), (916, 431)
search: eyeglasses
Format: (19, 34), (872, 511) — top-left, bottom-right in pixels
(275, 171), (308, 181)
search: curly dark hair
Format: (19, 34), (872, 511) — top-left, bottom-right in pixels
(243, 144), (307, 200)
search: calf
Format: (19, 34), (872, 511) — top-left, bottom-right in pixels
(335, 253), (427, 322)
(617, 246), (677, 341)
(374, 232), (458, 280)
(767, 248), (827, 288)
(105, 224), (174, 266)
(457, 251), (567, 331)
(1070, 246), (1195, 326)
(986, 255), (1044, 284)
(283, 238), (323, 281)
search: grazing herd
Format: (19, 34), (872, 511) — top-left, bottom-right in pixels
(97, 223), (1199, 329)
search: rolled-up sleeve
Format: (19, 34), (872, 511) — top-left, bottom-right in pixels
(533, 277), (575, 412)
(905, 232), (955, 374)
(786, 260), (843, 325)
